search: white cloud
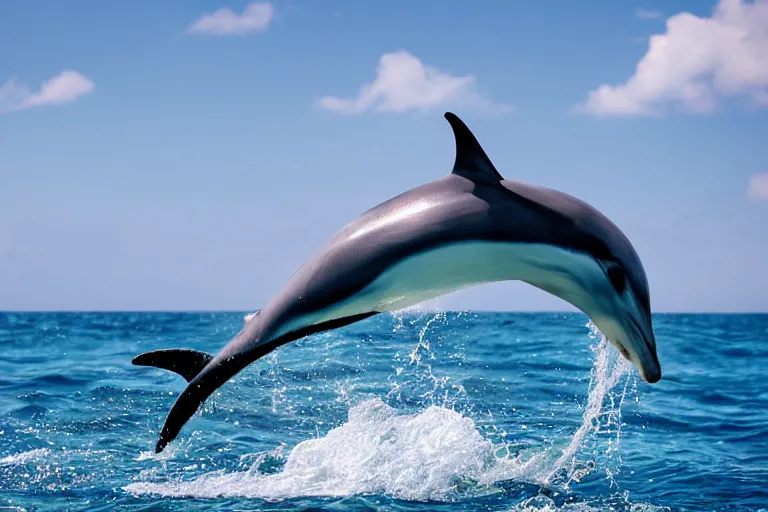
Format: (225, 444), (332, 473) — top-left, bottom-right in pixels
(186, 1), (274, 35)
(748, 173), (768, 201)
(576, 0), (768, 117)
(636, 8), (663, 19)
(0, 70), (93, 114)
(317, 50), (512, 116)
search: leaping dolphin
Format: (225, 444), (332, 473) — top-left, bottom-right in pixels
(133, 112), (661, 453)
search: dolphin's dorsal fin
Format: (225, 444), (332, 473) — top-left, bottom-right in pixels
(444, 112), (504, 183)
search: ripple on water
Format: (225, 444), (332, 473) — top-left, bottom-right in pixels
(0, 312), (766, 511)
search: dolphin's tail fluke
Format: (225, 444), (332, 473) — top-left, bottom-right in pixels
(143, 312), (380, 453)
(153, 353), (249, 453)
(148, 320), (268, 453)
(132, 349), (214, 382)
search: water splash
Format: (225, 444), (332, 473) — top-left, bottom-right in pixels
(541, 321), (634, 487)
(125, 397), (501, 501)
(385, 313), (635, 489)
(125, 317), (638, 503)
(386, 311), (469, 411)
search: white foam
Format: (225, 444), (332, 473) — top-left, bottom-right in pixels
(126, 398), (507, 501)
(125, 320), (636, 503)
(0, 448), (50, 466)
(506, 494), (669, 512)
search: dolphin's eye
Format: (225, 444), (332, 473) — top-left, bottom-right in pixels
(606, 261), (626, 294)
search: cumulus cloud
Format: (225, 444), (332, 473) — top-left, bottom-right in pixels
(0, 71), (94, 114)
(636, 8), (663, 19)
(748, 173), (768, 201)
(317, 50), (512, 116)
(186, 1), (274, 35)
(576, 0), (768, 117)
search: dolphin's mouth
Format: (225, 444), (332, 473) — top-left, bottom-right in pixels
(613, 338), (661, 384)
(639, 355), (662, 383)
(625, 316), (662, 384)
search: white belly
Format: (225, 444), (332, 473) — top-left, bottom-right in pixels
(290, 241), (603, 332)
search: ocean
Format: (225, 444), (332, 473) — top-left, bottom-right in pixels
(0, 311), (765, 511)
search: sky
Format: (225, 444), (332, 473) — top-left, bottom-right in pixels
(1, 0), (767, 312)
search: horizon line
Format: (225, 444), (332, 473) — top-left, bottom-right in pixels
(0, 309), (766, 315)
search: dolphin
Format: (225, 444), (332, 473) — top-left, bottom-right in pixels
(133, 112), (661, 453)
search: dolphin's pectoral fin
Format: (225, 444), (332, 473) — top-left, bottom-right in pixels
(132, 348), (214, 382)
(444, 112), (505, 184)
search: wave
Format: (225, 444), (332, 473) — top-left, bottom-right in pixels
(0, 448), (50, 466)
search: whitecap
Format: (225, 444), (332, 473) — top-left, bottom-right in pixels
(0, 448), (50, 466)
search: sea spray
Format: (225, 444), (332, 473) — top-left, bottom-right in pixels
(125, 398), (501, 501)
(542, 321), (635, 487)
(386, 310), (470, 412)
(126, 315), (638, 502)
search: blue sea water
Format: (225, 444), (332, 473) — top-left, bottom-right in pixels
(0, 311), (766, 511)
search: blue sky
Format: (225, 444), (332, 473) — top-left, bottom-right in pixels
(1, 0), (767, 312)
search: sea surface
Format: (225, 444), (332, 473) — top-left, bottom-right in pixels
(0, 311), (765, 511)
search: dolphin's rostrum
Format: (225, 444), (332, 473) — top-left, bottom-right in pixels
(133, 112), (661, 453)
